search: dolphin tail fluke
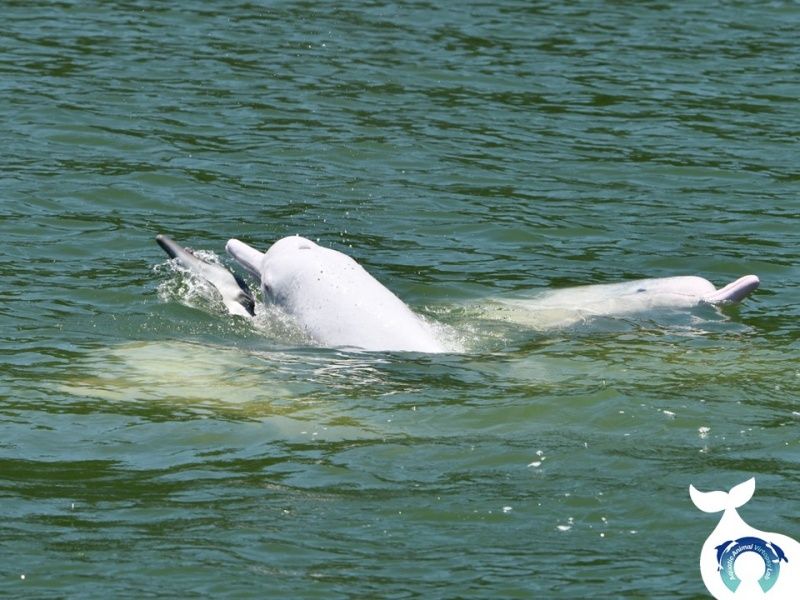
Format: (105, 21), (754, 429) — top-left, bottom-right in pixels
(225, 239), (265, 279)
(703, 275), (760, 305)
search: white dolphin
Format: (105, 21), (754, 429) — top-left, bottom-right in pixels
(483, 274), (760, 330)
(224, 235), (446, 353)
(155, 234), (759, 352)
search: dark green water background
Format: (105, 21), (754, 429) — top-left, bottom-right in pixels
(2, 1), (799, 597)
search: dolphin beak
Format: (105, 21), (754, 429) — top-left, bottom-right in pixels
(156, 234), (180, 259)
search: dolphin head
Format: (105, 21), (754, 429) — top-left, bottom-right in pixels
(157, 234), (255, 317)
(260, 236), (326, 302)
(230, 235), (445, 352)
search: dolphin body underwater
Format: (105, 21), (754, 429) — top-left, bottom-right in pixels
(155, 234), (760, 353)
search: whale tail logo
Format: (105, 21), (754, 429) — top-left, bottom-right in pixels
(690, 477), (755, 514)
(690, 478), (800, 599)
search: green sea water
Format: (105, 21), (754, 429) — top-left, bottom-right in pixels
(2, 1), (799, 597)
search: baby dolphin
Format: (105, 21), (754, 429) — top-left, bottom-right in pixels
(156, 234), (255, 318)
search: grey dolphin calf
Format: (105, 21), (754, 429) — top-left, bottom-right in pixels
(155, 234), (255, 317)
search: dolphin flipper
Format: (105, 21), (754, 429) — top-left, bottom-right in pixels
(702, 275), (760, 305)
(156, 234), (255, 317)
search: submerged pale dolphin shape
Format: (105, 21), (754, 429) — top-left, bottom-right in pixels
(226, 236), (446, 353)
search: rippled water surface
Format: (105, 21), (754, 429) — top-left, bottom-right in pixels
(2, 2), (799, 597)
